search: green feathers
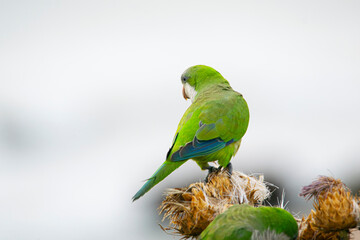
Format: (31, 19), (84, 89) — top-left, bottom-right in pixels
(181, 65), (230, 92)
(132, 162), (185, 201)
(199, 205), (298, 240)
(132, 65), (250, 201)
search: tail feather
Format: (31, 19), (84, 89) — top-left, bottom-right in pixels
(132, 161), (186, 201)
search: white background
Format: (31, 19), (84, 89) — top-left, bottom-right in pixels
(0, 1), (359, 239)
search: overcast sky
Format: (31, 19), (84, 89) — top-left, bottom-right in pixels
(0, 1), (360, 239)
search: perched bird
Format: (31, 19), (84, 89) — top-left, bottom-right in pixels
(132, 65), (249, 201)
(199, 204), (298, 240)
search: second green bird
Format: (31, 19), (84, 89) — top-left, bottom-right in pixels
(199, 204), (298, 240)
(133, 65), (250, 201)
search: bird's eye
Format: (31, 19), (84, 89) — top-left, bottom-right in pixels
(181, 75), (189, 83)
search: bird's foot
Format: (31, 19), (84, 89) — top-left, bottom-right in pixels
(224, 162), (233, 176)
(204, 166), (222, 183)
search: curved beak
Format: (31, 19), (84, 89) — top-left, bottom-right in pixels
(182, 85), (189, 100)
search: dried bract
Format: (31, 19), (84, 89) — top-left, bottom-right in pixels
(158, 169), (270, 238)
(299, 176), (359, 240)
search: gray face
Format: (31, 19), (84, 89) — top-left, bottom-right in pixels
(181, 73), (190, 84)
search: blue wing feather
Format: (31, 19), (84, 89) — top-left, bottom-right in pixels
(169, 122), (234, 162)
(170, 137), (231, 162)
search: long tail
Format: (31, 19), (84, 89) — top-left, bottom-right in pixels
(132, 161), (186, 201)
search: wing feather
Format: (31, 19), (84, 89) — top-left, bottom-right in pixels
(167, 90), (248, 162)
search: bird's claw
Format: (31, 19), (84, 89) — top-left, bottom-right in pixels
(204, 166), (222, 183)
(204, 163), (233, 183)
(225, 162), (233, 175)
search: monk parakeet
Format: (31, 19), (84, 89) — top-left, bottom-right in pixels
(199, 204), (298, 240)
(132, 65), (249, 201)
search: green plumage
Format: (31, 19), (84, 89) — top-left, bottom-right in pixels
(199, 205), (298, 240)
(132, 65), (250, 201)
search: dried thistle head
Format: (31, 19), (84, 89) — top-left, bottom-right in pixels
(299, 209), (353, 240)
(158, 169), (270, 239)
(298, 176), (360, 240)
(312, 188), (359, 232)
(300, 175), (346, 201)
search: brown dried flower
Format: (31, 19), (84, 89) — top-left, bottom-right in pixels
(158, 169), (270, 238)
(299, 176), (360, 240)
(312, 188), (359, 232)
(300, 175), (346, 201)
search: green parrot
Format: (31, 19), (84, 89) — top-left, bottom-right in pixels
(132, 65), (249, 201)
(199, 204), (298, 240)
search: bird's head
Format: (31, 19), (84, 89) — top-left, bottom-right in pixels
(180, 65), (230, 102)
